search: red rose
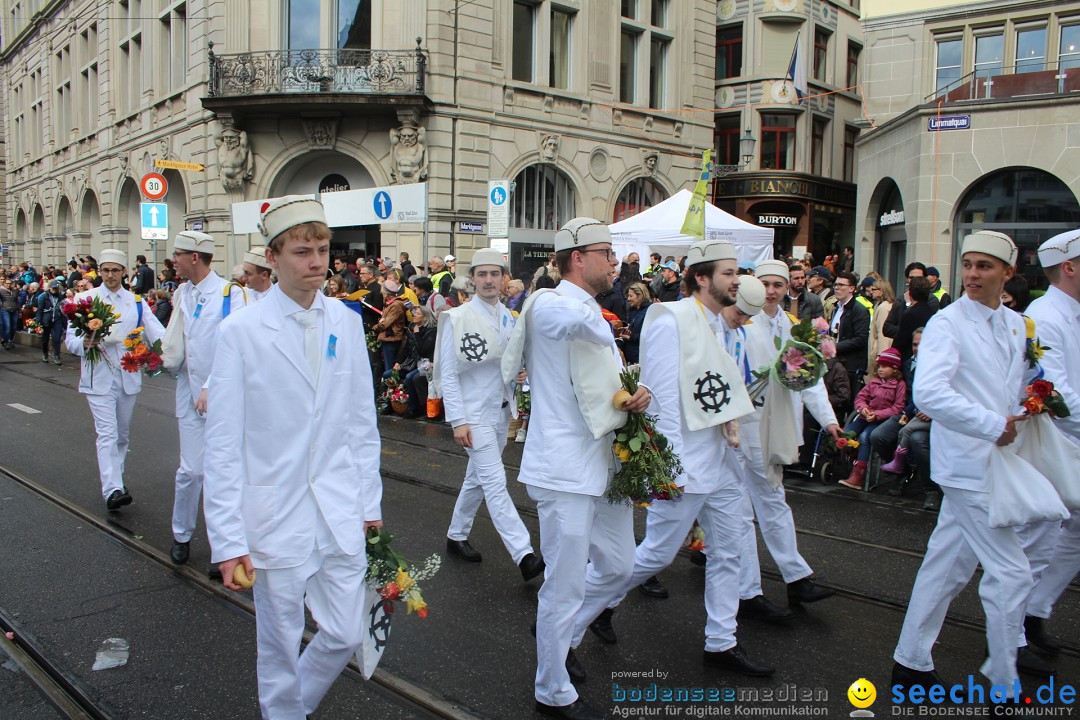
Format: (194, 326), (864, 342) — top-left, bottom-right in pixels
(1031, 379), (1054, 399)
(61, 301), (77, 317)
(836, 437), (848, 448)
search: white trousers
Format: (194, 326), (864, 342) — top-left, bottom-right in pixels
(894, 487), (1031, 691)
(447, 414), (532, 563)
(1015, 518), (1064, 646)
(252, 543), (367, 720)
(1024, 515), (1080, 620)
(574, 483), (750, 654)
(737, 442), (813, 598)
(172, 399), (206, 543)
(85, 372), (138, 500)
(528, 485), (635, 707)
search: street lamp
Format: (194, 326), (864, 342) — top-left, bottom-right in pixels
(709, 128), (756, 177)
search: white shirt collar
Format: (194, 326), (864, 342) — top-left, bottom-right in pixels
(274, 286), (326, 318)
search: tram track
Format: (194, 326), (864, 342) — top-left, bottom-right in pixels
(0, 462), (486, 720)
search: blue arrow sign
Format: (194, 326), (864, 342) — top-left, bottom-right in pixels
(489, 186), (507, 206)
(373, 191), (392, 220)
(140, 202), (169, 240)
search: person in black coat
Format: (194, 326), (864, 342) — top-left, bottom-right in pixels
(619, 281), (652, 364)
(830, 272), (871, 386)
(892, 276), (936, 367)
(597, 275), (628, 324)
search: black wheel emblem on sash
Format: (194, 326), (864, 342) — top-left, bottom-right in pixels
(369, 598), (393, 650)
(693, 371), (731, 414)
(460, 333), (488, 362)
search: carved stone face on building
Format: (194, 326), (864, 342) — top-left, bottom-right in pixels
(223, 132), (240, 150)
(541, 135), (559, 160)
(399, 126), (419, 147)
(643, 152), (658, 173)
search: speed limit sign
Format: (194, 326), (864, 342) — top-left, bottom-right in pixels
(140, 172), (168, 200)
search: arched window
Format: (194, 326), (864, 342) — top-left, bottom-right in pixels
(510, 164), (576, 230)
(613, 178), (667, 223)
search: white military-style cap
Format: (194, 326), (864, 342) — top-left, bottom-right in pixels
(173, 231), (216, 255)
(1037, 229), (1080, 267)
(755, 259), (790, 281)
(469, 248), (507, 270)
(553, 217), (611, 252)
(243, 246), (273, 270)
(98, 248), (128, 268)
(961, 230), (1017, 266)
(736, 275), (766, 317)
(257, 195), (326, 245)
(684, 239), (738, 268)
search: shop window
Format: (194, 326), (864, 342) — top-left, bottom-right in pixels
(511, 164), (577, 230)
(716, 25), (742, 80)
(760, 113), (795, 171)
(613, 178), (667, 223)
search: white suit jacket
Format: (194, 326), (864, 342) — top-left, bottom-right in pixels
(437, 299), (514, 429)
(203, 286), (382, 569)
(1025, 286), (1080, 447)
(518, 280), (621, 497)
(915, 295), (1031, 491)
(65, 286), (165, 395)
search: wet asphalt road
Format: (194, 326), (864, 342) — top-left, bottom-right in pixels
(2, 341), (1078, 719)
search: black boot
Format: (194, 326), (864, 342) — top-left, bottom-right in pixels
(1024, 615), (1060, 655)
(703, 644), (774, 677)
(446, 538), (482, 562)
(787, 577), (835, 604)
(891, 662), (945, 692)
(1018, 646), (1056, 677)
(637, 575), (669, 599)
(588, 608), (617, 645)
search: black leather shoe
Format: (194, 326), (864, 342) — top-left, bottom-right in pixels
(446, 538), (482, 562)
(1018, 646), (1056, 677)
(105, 489), (132, 510)
(891, 662), (945, 692)
(170, 541), (190, 565)
(1025, 615), (1060, 655)
(519, 553), (545, 581)
(703, 644), (775, 677)
(689, 550), (707, 567)
(565, 648), (586, 683)
(923, 491), (942, 511)
(535, 699), (603, 720)
(787, 577), (835, 604)
(738, 595), (794, 624)
(638, 575), (669, 599)
(588, 608), (617, 645)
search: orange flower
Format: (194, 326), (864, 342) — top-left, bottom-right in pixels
(417, 606), (428, 619)
(120, 354), (140, 373)
(132, 343), (149, 358)
(1024, 397), (1045, 414)
(87, 318), (103, 331)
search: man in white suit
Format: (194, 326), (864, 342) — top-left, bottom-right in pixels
(167, 231), (250, 566)
(892, 231), (1035, 695)
(241, 245), (275, 301)
(1020, 230), (1080, 658)
(203, 196), (383, 720)
(439, 247), (544, 581)
(65, 248), (165, 511)
(506, 217), (649, 720)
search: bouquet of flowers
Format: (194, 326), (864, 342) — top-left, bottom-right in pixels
(23, 318), (43, 335)
(1022, 379), (1070, 417)
(516, 381), (531, 419)
(684, 521), (705, 552)
(1024, 316), (1049, 370)
(366, 329), (382, 354)
(61, 295), (120, 370)
(365, 526), (441, 618)
(747, 316), (835, 399)
(607, 365), (683, 507)
(825, 429), (860, 457)
(119, 327), (164, 376)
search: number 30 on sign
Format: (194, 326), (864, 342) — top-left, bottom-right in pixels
(140, 173), (168, 200)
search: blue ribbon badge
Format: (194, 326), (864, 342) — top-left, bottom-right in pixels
(193, 301), (204, 319)
(327, 334), (337, 359)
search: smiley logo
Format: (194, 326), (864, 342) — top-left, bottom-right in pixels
(847, 678), (876, 709)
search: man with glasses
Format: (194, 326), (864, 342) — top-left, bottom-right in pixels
(830, 271), (871, 390)
(66, 249), (165, 511)
(504, 217), (650, 720)
(165, 231), (251, 570)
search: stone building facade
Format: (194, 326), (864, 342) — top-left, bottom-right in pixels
(712, 0), (864, 260)
(857, 0), (1080, 291)
(1, 0), (714, 277)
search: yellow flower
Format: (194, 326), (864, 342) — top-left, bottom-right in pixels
(406, 593), (427, 615)
(1030, 340), (1046, 363)
(395, 568), (415, 592)
(1025, 315), (1036, 340)
(123, 338), (136, 349)
(87, 313), (94, 318)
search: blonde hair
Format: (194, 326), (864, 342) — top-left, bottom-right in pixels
(872, 278), (896, 304)
(507, 279), (524, 294)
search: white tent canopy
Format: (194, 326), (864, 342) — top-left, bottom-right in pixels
(609, 189), (774, 268)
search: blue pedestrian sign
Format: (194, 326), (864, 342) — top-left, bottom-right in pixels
(141, 202), (169, 240)
(373, 191), (392, 220)
(489, 186), (507, 206)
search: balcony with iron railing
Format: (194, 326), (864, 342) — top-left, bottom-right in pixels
(203, 39), (430, 115)
(926, 60), (1080, 105)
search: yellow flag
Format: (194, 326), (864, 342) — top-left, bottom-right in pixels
(681, 150), (711, 239)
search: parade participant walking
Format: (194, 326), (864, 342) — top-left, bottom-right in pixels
(502, 217), (650, 720)
(738, 261), (839, 612)
(1020, 229), (1080, 658)
(65, 249), (165, 510)
(437, 247), (544, 581)
(892, 231), (1039, 695)
(165, 231), (250, 567)
(204, 195), (383, 720)
(580, 242), (770, 679)
(242, 246), (275, 301)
